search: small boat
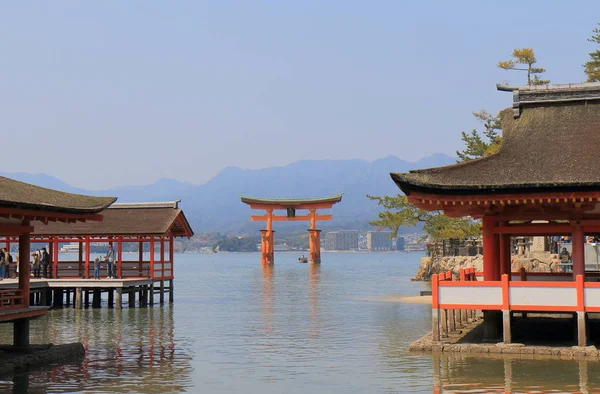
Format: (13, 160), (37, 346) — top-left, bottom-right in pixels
(298, 256), (308, 263)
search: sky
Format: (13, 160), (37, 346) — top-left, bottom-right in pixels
(1, 1), (599, 189)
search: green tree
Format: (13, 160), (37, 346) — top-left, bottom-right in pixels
(498, 48), (550, 86)
(367, 195), (480, 242)
(456, 110), (502, 162)
(584, 23), (600, 82)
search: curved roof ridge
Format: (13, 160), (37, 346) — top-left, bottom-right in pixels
(0, 176), (116, 214)
(110, 201), (181, 209)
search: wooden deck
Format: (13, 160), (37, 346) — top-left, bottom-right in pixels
(0, 306), (48, 323)
(0, 277), (173, 310)
(0, 278), (152, 289)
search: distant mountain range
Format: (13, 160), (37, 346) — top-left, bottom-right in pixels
(1, 153), (455, 234)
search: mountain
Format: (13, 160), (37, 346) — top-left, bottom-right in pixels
(0, 153), (455, 234)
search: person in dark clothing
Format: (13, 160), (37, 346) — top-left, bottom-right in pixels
(559, 247), (572, 273)
(32, 250), (41, 279)
(40, 247), (50, 278)
(105, 244), (116, 279)
(2, 248), (12, 279)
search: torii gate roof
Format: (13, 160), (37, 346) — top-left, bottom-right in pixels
(241, 194), (343, 208)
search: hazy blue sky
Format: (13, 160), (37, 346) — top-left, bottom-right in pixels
(1, 1), (599, 189)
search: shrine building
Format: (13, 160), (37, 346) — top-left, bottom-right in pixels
(392, 82), (600, 346)
(0, 176), (115, 347)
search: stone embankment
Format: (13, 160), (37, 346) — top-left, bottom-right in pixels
(410, 327), (600, 360)
(0, 343), (85, 376)
(413, 253), (560, 281)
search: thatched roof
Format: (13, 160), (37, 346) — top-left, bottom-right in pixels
(392, 83), (600, 196)
(31, 201), (194, 237)
(0, 176), (116, 214)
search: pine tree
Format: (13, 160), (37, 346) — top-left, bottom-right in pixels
(584, 23), (600, 82)
(498, 48), (550, 86)
(456, 110), (501, 162)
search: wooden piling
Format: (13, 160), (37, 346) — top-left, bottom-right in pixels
(129, 290), (136, 307)
(115, 288), (122, 310)
(149, 284), (154, 306)
(169, 280), (174, 303)
(92, 289), (101, 308)
(159, 280), (165, 304)
(108, 290), (114, 308)
(75, 287), (82, 309)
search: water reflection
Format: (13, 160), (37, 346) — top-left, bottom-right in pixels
(261, 264), (274, 333)
(433, 352), (600, 393)
(0, 306), (192, 393)
(308, 263), (320, 338)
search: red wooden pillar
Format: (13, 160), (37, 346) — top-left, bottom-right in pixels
(138, 240), (144, 277)
(482, 216), (500, 281)
(169, 237), (174, 278)
(18, 228), (31, 308)
(85, 236), (90, 278)
(117, 236), (123, 279)
(78, 240), (84, 277)
(53, 237), (59, 279)
(260, 230), (268, 265)
(499, 233), (511, 278)
(149, 236), (155, 279)
(160, 237), (165, 279)
(4, 238), (10, 276)
(572, 223), (585, 278)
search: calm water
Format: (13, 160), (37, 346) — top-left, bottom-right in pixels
(0, 252), (599, 393)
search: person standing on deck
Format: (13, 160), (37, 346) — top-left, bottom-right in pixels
(32, 250), (41, 279)
(40, 247), (50, 278)
(94, 257), (101, 280)
(3, 248), (12, 279)
(105, 244), (115, 279)
(0, 249), (5, 280)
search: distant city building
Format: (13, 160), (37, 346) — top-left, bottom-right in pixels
(325, 231), (339, 251)
(367, 231), (393, 251)
(338, 230), (358, 250)
(396, 236), (405, 251)
(324, 230), (358, 250)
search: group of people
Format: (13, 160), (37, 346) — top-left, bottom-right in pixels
(92, 244), (117, 280)
(31, 247), (51, 278)
(0, 244), (117, 280)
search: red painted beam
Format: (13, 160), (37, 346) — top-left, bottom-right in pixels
(250, 214), (332, 222)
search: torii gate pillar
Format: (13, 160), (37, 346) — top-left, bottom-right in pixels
(260, 229), (275, 265)
(308, 229), (322, 263)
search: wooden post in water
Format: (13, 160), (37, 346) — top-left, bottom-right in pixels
(84, 290), (90, 308)
(159, 280), (165, 304)
(75, 287), (82, 309)
(92, 289), (101, 308)
(115, 288), (122, 309)
(108, 289), (114, 308)
(169, 280), (174, 303)
(138, 286), (144, 307)
(129, 290), (135, 308)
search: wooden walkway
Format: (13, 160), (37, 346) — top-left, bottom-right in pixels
(0, 278), (173, 310)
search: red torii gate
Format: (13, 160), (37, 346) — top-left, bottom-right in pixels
(241, 194), (343, 265)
